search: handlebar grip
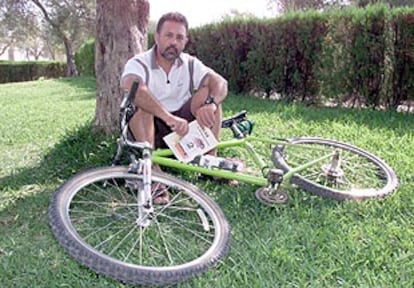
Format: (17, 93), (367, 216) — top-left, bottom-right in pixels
(221, 110), (248, 128)
(127, 81), (139, 104)
(120, 81), (139, 109)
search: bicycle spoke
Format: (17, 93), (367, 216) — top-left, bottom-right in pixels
(94, 222), (136, 250)
(50, 166), (230, 286)
(155, 219), (174, 264)
(158, 212), (211, 229)
(64, 173), (222, 268)
(125, 229), (141, 262)
(158, 212), (213, 244)
(152, 189), (185, 218)
(273, 138), (397, 199)
(77, 221), (117, 240)
(108, 224), (137, 257)
(285, 142), (389, 191)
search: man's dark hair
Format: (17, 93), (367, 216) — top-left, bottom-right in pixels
(156, 12), (189, 33)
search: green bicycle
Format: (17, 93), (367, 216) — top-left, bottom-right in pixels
(48, 82), (398, 286)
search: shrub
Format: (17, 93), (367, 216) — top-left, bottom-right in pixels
(75, 38), (95, 76)
(74, 5), (414, 110)
(389, 10), (414, 108)
(0, 61), (66, 84)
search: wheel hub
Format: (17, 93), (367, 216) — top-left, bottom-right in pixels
(321, 163), (344, 179)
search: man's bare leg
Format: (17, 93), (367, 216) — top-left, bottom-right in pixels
(129, 109), (154, 147)
(129, 109), (168, 203)
(208, 104), (222, 156)
(191, 86), (223, 156)
(129, 111), (163, 174)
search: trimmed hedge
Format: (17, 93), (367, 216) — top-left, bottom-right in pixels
(318, 6), (392, 108)
(241, 12), (327, 102)
(187, 4), (414, 109)
(389, 9), (414, 108)
(75, 4), (414, 109)
(0, 61), (66, 84)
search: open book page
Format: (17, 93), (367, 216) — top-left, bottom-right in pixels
(163, 120), (218, 163)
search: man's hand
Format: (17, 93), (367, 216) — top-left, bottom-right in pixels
(195, 104), (217, 128)
(166, 115), (189, 137)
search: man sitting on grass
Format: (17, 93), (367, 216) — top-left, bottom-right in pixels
(120, 12), (228, 204)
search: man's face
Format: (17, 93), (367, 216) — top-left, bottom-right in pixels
(155, 20), (188, 61)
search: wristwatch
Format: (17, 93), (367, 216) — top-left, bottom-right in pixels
(204, 95), (217, 107)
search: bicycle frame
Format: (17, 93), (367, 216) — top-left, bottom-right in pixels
(116, 83), (337, 194)
(150, 135), (337, 188)
(116, 119), (337, 190)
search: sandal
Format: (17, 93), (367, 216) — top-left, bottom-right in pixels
(199, 174), (240, 187)
(151, 182), (170, 205)
(198, 157), (245, 187)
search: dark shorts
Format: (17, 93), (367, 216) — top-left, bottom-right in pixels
(154, 99), (195, 148)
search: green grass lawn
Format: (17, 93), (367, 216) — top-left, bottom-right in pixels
(1, 77), (413, 287)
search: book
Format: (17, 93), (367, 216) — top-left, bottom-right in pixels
(163, 120), (218, 163)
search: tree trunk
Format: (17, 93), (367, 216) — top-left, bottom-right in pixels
(8, 45), (15, 61)
(44, 40), (56, 60)
(63, 36), (78, 76)
(30, 0), (79, 76)
(94, 0), (149, 135)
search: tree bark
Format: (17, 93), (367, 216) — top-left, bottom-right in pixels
(63, 36), (78, 76)
(94, 0), (149, 135)
(7, 45), (15, 61)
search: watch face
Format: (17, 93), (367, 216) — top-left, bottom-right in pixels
(205, 96), (215, 104)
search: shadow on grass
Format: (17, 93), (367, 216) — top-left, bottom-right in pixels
(0, 114), (394, 287)
(0, 113), (344, 214)
(2, 96), (408, 209)
(55, 76), (97, 102)
(0, 122), (118, 197)
(56, 76), (97, 91)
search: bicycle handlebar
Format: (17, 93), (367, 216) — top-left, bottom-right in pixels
(117, 81), (153, 153)
(121, 81), (139, 109)
(221, 110), (248, 128)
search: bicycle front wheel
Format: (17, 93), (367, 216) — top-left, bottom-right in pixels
(49, 166), (230, 286)
(272, 137), (398, 200)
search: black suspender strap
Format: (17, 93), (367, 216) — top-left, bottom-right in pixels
(134, 58), (150, 85)
(188, 56), (194, 95)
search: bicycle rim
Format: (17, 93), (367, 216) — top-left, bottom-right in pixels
(272, 137), (398, 200)
(49, 166), (230, 286)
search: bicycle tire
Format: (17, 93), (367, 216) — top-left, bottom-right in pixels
(272, 137), (398, 200)
(49, 166), (230, 286)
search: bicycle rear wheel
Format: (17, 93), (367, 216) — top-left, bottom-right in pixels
(49, 166), (230, 286)
(272, 137), (398, 200)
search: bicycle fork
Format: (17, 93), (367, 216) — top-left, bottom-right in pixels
(128, 147), (154, 228)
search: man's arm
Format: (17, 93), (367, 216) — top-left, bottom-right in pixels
(122, 75), (189, 136)
(190, 71), (228, 114)
(122, 75), (169, 121)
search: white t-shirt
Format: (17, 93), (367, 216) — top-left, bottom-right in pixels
(121, 46), (211, 112)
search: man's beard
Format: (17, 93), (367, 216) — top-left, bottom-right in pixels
(161, 46), (179, 61)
